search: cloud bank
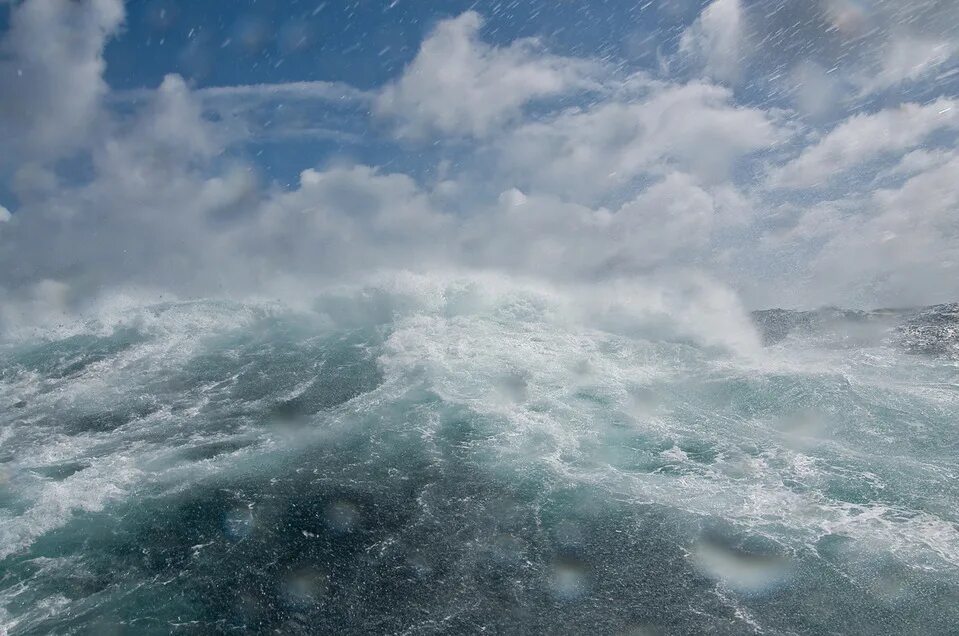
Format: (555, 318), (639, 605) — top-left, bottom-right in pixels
(1, 0), (958, 325)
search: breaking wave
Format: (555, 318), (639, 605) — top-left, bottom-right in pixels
(2, 273), (958, 634)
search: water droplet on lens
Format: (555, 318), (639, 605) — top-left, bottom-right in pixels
(224, 507), (254, 540)
(281, 566), (329, 608)
(324, 500), (359, 533)
(408, 552), (434, 578)
(548, 557), (589, 601)
(692, 534), (792, 594)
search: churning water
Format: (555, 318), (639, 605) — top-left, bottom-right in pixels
(1, 274), (958, 634)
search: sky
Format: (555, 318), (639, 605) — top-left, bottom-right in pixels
(1, 0), (958, 321)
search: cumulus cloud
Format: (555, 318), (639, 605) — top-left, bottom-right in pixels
(769, 98), (959, 189)
(0, 71), (236, 294)
(875, 148), (955, 182)
(802, 153), (959, 306)
(0, 0), (124, 162)
(491, 80), (780, 204)
(679, 0), (745, 84)
(865, 36), (957, 93)
(100, 75), (221, 174)
(844, 1), (959, 95)
(0, 1), (958, 315)
(375, 11), (600, 139)
(239, 165), (452, 282)
(676, 0), (959, 106)
(788, 61), (843, 122)
(753, 144), (959, 307)
(456, 171), (751, 280)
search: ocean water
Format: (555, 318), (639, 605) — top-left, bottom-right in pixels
(1, 274), (958, 635)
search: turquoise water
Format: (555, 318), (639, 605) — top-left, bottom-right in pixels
(1, 277), (958, 634)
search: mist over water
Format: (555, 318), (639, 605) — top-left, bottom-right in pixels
(2, 274), (958, 634)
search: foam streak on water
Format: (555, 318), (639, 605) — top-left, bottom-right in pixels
(1, 274), (958, 634)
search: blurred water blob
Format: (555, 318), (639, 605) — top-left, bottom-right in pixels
(658, 0), (701, 21)
(547, 557), (590, 601)
(0, 463), (12, 511)
(868, 566), (915, 606)
(618, 627), (663, 636)
(692, 534), (793, 595)
(816, 534), (918, 606)
(790, 60), (842, 121)
(145, 1), (178, 31)
(624, 385), (663, 422)
(493, 368), (529, 405)
(179, 34), (214, 80)
(324, 499), (359, 534)
(773, 408), (831, 450)
(824, 0), (871, 36)
(223, 506), (254, 541)
(233, 16), (271, 54)
(82, 618), (125, 636)
(281, 566), (329, 608)
(278, 20), (313, 55)
(407, 551), (434, 578)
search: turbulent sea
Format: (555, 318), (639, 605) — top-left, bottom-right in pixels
(1, 275), (958, 635)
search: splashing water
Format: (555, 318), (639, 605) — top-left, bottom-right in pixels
(1, 273), (958, 634)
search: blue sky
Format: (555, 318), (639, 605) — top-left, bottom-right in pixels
(92, 0), (726, 187)
(98, 1), (700, 89)
(1, 0), (958, 323)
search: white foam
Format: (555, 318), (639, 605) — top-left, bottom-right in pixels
(2, 271), (957, 580)
(367, 274), (959, 572)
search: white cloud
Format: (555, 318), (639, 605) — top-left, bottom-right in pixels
(109, 79), (371, 147)
(753, 150), (959, 307)
(375, 11), (600, 139)
(607, 172), (717, 262)
(196, 80), (369, 103)
(1, 1), (958, 313)
(0, 0), (124, 161)
(242, 167), (733, 284)
(769, 98), (959, 189)
(681, 0), (959, 103)
(679, 0), (744, 84)
(804, 153), (959, 306)
(243, 165), (452, 280)
(0, 5), (778, 306)
(0, 72), (240, 294)
(844, 1), (959, 96)
(457, 171), (750, 280)
(875, 148), (955, 182)
(788, 61), (843, 122)
(864, 36), (957, 93)
(111, 74), (220, 163)
(492, 80), (779, 204)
